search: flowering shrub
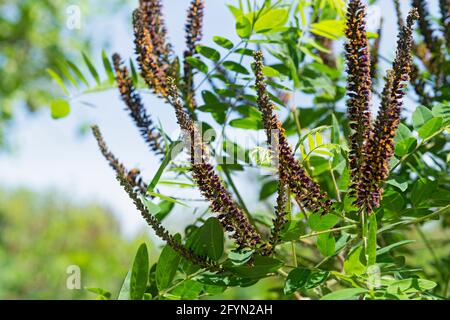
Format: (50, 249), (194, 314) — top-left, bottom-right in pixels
(51, 0), (449, 300)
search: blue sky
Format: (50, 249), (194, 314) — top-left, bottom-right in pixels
(0, 0), (424, 238)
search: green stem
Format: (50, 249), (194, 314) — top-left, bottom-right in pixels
(329, 160), (341, 202)
(361, 210), (369, 264)
(404, 204), (450, 225)
(292, 241), (298, 267)
(298, 224), (356, 240)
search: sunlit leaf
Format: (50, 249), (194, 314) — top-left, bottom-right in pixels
(50, 99), (70, 119)
(236, 15), (252, 38)
(156, 235), (182, 291)
(82, 52), (101, 85)
(185, 57), (208, 73)
(130, 243), (149, 300)
(321, 288), (367, 300)
(213, 36), (234, 49)
(418, 117), (443, 139)
(47, 69), (69, 95)
(196, 45), (221, 62)
(254, 8), (289, 33)
(223, 60), (250, 74)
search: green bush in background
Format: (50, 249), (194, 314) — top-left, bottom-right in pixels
(0, 188), (151, 299)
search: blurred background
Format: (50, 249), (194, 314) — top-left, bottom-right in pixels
(0, 0), (447, 299)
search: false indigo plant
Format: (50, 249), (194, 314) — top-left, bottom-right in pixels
(406, 0), (449, 104)
(101, 0), (413, 258)
(46, 0), (447, 299)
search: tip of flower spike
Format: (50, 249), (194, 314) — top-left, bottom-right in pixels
(407, 8), (420, 26)
(112, 53), (121, 66)
(254, 50), (263, 58)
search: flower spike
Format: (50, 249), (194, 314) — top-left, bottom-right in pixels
(253, 51), (333, 216)
(167, 79), (266, 251)
(112, 53), (165, 156)
(344, 0), (373, 197)
(92, 125), (219, 271)
(92, 125), (148, 195)
(133, 5), (169, 96)
(183, 0), (205, 113)
(357, 9), (418, 213)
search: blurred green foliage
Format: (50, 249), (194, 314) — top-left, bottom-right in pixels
(0, 188), (151, 299)
(0, 0), (127, 147)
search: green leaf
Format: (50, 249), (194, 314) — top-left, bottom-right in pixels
(65, 59), (89, 87)
(411, 178), (437, 207)
(395, 123), (413, 140)
(254, 8), (289, 33)
(213, 36), (234, 50)
(310, 20), (345, 40)
(82, 52), (101, 86)
(281, 220), (306, 241)
(300, 46), (323, 63)
(376, 240), (415, 256)
(155, 200), (175, 221)
(148, 141), (184, 192)
(186, 217), (224, 261)
(394, 124), (416, 156)
(395, 137), (417, 157)
(259, 180), (278, 200)
(87, 288), (111, 299)
(308, 213), (339, 231)
(102, 49), (115, 84)
(228, 255), (283, 278)
(130, 59), (139, 85)
(141, 197), (161, 215)
(223, 61), (249, 75)
(331, 113), (340, 144)
(387, 278), (437, 295)
(412, 106), (433, 130)
(432, 102), (450, 123)
(385, 178), (408, 192)
(321, 288), (367, 300)
(284, 268), (330, 295)
(381, 191), (406, 213)
(418, 117), (443, 139)
(262, 66), (281, 77)
(156, 235), (182, 291)
(130, 243), (149, 300)
(147, 191), (188, 207)
(317, 233), (335, 256)
(228, 250), (254, 265)
(196, 45), (221, 62)
(229, 117), (263, 130)
(50, 99), (71, 119)
(236, 15), (252, 38)
(185, 57), (208, 73)
(234, 48), (255, 56)
(171, 280), (203, 299)
(227, 4), (242, 18)
(55, 60), (79, 88)
(367, 214), (377, 266)
(201, 90), (220, 104)
(117, 270), (131, 300)
(47, 69), (69, 95)
(344, 246), (366, 276)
